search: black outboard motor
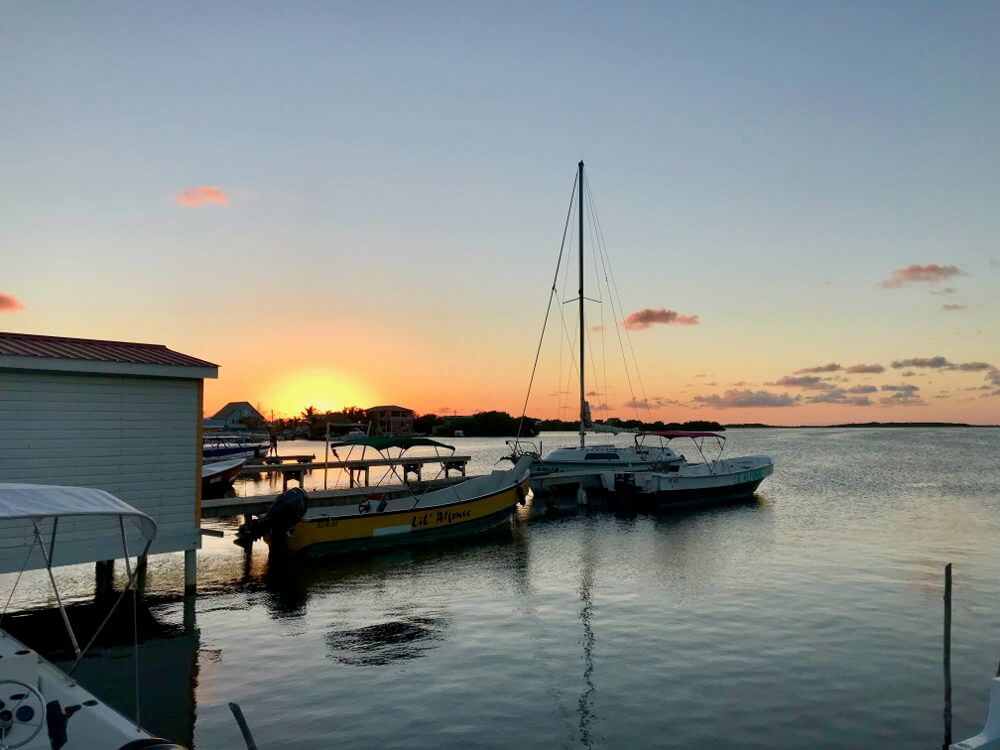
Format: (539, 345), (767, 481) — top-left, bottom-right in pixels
(234, 486), (308, 553)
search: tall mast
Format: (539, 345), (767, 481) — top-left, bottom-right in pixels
(578, 160), (586, 450)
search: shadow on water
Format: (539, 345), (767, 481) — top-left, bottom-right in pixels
(1, 597), (200, 747)
(325, 607), (450, 666)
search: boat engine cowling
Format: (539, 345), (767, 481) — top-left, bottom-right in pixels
(234, 486), (309, 548)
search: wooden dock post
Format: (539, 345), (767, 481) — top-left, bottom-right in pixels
(943, 562), (952, 750)
(184, 548), (197, 596)
(135, 555), (148, 602)
(95, 560), (114, 602)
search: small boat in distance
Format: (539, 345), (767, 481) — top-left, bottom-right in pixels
(203, 433), (267, 462)
(201, 456), (246, 499)
(0, 484), (187, 749)
(236, 438), (532, 558)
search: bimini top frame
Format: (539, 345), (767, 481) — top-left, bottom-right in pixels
(635, 431), (727, 471)
(0, 483), (157, 679)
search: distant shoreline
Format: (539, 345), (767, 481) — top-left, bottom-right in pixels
(723, 422), (999, 429)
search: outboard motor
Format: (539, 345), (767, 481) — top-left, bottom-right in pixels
(234, 486), (309, 552)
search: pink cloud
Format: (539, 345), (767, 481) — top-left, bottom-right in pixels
(591, 325), (604, 333)
(0, 294), (23, 312)
(846, 363), (885, 374)
(174, 186), (229, 208)
(879, 264), (961, 289)
(623, 308), (699, 330)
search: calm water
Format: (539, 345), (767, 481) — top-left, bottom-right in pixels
(4, 428), (1000, 748)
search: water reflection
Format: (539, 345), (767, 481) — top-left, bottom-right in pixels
(577, 519), (597, 749)
(3, 598), (200, 747)
(326, 608), (450, 666)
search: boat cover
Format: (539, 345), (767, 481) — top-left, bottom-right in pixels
(329, 436), (455, 452)
(0, 484), (157, 540)
(638, 431), (726, 440)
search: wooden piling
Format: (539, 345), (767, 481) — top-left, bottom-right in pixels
(943, 562), (952, 750)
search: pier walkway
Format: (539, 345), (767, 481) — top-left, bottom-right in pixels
(239, 453), (472, 490)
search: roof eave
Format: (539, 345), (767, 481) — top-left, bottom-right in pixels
(0, 354), (219, 380)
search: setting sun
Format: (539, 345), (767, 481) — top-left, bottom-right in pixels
(259, 369), (379, 417)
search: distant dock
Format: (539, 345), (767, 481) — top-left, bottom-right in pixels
(239, 452), (472, 490)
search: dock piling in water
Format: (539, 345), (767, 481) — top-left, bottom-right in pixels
(943, 562), (952, 750)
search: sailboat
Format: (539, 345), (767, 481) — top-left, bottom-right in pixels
(512, 161), (773, 507)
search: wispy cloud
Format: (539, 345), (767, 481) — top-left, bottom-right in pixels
(846, 385), (878, 394)
(590, 325), (604, 333)
(941, 304), (966, 312)
(891, 356), (951, 369)
(881, 384), (920, 392)
(174, 186), (229, 208)
(879, 264), (961, 289)
(931, 287), (957, 296)
(0, 294), (23, 312)
(891, 357), (995, 372)
(693, 389), (799, 408)
(625, 396), (681, 409)
(880, 391), (925, 406)
(768, 375), (836, 391)
(846, 363), (885, 374)
(795, 363), (841, 374)
(807, 390), (872, 406)
(623, 308), (699, 330)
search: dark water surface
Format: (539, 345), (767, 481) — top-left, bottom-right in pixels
(4, 428), (1000, 748)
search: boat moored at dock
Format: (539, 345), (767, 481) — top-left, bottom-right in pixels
(236, 446), (533, 558)
(0, 483), (186, 749)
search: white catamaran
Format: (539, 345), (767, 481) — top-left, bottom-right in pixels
(510, 161), (773, 507)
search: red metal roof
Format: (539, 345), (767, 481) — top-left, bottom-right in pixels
(0, 332), (217, 368)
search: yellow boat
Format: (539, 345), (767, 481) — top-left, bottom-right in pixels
(241, 438), (533, 558)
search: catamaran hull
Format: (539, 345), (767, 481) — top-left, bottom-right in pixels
(269, 480), (529, 558)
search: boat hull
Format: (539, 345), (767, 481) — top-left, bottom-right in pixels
(201, 457), (245, 499)
(616, 460), (774, 510)
(273, 479), (529, 558)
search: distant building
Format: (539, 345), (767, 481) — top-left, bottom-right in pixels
(211, 401), (265, 431)
(366, 405), (414, 435)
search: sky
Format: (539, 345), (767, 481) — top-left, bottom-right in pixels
(2, 2), (998, 425)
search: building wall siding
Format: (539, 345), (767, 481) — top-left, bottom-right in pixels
(0, 371), (201, 570)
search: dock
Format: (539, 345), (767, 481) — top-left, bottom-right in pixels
(239, 453), (472, 490)
(201, 476), (469, 519)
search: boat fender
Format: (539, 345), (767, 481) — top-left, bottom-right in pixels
(45, 700), (81, 750)
(515, 484), (527, 506)
(358, 500), (372, 514)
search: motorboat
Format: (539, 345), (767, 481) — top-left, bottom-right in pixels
(529, 431), (772, 506)
(0, 483), (185, 749)
(202, 434), (266, 462)
(201, 456), (246, 499)
(236, 438), (532, 557)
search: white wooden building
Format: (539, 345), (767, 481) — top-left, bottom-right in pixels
(0, 332), (217, 588)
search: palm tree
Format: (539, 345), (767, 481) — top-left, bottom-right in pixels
(301, 405), (318, 421)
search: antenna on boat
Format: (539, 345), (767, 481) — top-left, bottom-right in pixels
(578, 160), (586, 451)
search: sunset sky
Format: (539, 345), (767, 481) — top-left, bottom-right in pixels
(2, 3), (998, 425)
